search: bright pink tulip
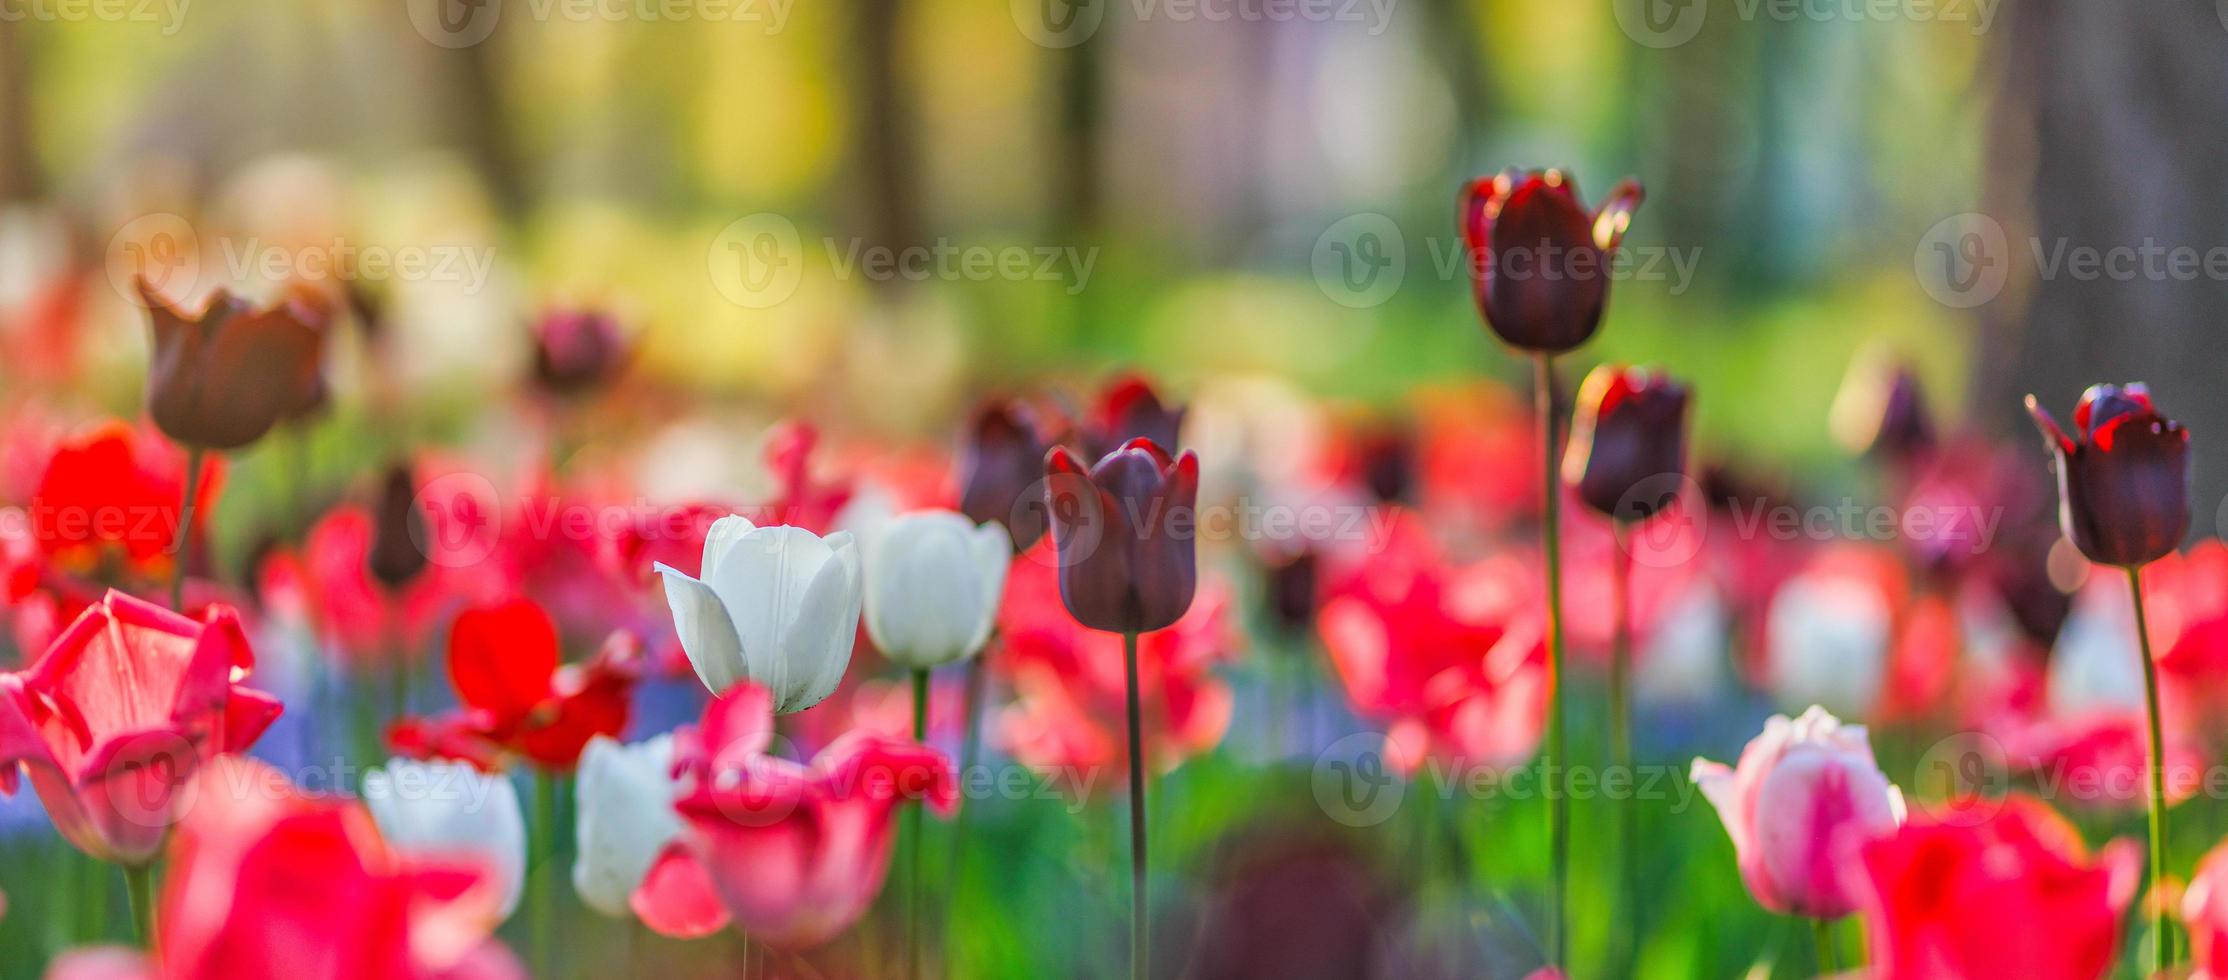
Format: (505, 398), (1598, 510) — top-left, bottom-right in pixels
(650, 684), (957, 949)
(2185, 838), (2228, 979)
(1691, 705), (1904, 919)
(0, 590), (280, 865)
(1857, 794), (2138, 980)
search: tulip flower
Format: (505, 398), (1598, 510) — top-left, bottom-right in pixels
(572, 734), (721, 933)
(957, 399), (1054, 552)
(1691, 706), (1906, 920)
(367, 462), (429, 590)
(1857, 794), (2138, 980)
(652, 685), (957, 950)
(864, 510), (1009, 669)
(529, 308), (629, 396)
(1044, 439), (1200, 635)
(1831, 348), (1934, 463)
(30, 420), (219, 582)
(362, 758), (528, 918)
(140, 278), (329, 453)
(1084, 374), (1186, 458)
(654, 515), (863, 712)
(2028, 382), (2191, 968)
(1457, 168), (1643, 354)
(388, 604), (641, 771)
(1561, 364), (1690, 523)
(2184, 839), (2228, 979)
(0, 590), (281, 868)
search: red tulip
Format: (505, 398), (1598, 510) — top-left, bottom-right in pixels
(2027, 383), (2190, 568)
(0, 591), (279, 865)
(1691, 706), (1905, 919)
(1317, 513), (1548, 775)
(1084, 373), (1186, 458)
(140, 278), (330, 452)
(647, 685), (957, 949)
(388, 599), (641, 771)
(1457, 168), (1643, 353)
(1044, 439), (1200, 634)
(30, 421), (220, 581)
(1857, 794), (2138, 980)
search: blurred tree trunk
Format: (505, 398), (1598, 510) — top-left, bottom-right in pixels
(1977, 1), (2228, 531)
(852, 0), (921, 273)
(1052, 31), (1101, 243)
(0, 18), (41, 202)
(442, 24), (525, 219)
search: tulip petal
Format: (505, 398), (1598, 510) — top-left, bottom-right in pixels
(781, 534), (862, 713)
(1591, 178), (1644, 251)
(447, 599), (559, 724)
(964, 520), (1010, 655)
(573, 735), (681, 919)
(655, 565), (747, 696)
(632, 842), (731, 939)
(707, 526), (837, 706)
(865, 513), (989, 668)
(363, 759), (529, 919)
(699, 514), (756, 581)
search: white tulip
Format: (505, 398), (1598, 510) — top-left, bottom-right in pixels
(361, 758), (527, 918)
(572, 734), (680, 919)
(863, 510), (1010, 669)
(655, 515), (863, 712)
(1765, 573), (1890, 719)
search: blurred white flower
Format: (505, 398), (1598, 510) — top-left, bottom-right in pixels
(572, 734), (680, 919)
(361, 758), (526, 918)
(655, 515), (862, 712)
(1766, 573), (1890, 719)
(863, 510), (1009, 669)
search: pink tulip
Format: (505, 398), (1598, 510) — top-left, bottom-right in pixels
(0, 590), (281, 865)
(646, 684), (958, 949)
(2184, 838), (2228, 979)
(1691, 705), (1904, 918)
(1857, 794), (2137, 980)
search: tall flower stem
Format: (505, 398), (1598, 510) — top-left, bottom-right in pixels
(1609, 520), (1637, 971)
(1812, 917), (1838, 976)
(1123, 630), (1149, 980)
(532, 771), (557, 977)
(2127, 564), (2174, 971)
(907, 667), (929, 980)
(1533, 352), (1568, 970)
(123, 863), (153, 947)
(169, 447), (206, 610)
(944, 654), (990, 901)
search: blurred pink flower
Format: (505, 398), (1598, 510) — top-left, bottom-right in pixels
(1691, 706), (1904, 918)
(2184, 837), (2228, 979)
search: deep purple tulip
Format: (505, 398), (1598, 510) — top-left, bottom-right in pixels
(1260, 546), (1320, 639)
(2026, 383), (2190, 568)
(530, 309), (629, 396)
(367, 462), (429, 590)
(959, 399), (1053, 552)
(1458, 168), (1643, 354)
(1044, 438), (1199, 634)
(142, 279), (329, 452)
(1561, 364), (1691, 523)
(1085, 374), (1185, 459)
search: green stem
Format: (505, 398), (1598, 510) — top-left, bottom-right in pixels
(533, 772), (557, 977)
(907, 667), (929, 980)
(1812, 916), (1838, 976)
(2128, 564), (2175, 972)
(169, 447), (206, 610)
(123, 862), (153, 948)
(1610, 520), (1637, 972)
(945, 654), (989, 897)
(1534, 352), (1568, 970)
(1124, 630), (1149, 980)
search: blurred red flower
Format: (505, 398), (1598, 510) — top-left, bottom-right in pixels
(388, 598), (641, 772)
(30, 420), (220, 582)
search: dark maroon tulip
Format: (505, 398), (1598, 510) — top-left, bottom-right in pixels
(1561, 364), (1690, 523)
(1044, 438), (1200, 634)
(1352, 425), (1415, 506)
(141, 278), (329, 451)
(1832, 352), (1933, 462)
(1085, 374), (1186, 458)
(1458, 168), (1643, 353)
(1260, 546), (1320, 639)
(530, 309), (629, 396)
(959, 399), (1054, 552)
(367, 462), (429, 590)
(2026, 383), (2190, 568)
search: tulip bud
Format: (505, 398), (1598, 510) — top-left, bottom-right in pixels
(957, 400), (1053, 552)
(1560, 364), (1690, 522)
(1085, 374), (1185, 458)
(654, 516), (863, 712)
(2026, 383), (2190, 568)
(1260, 546), (1319, 639)
(1457, 169), (1643, 353)
(367, 462), (428, 590)
(1044, 439), (1200, 634)
(362, 757), (528, 918)
(1830, 348), (1932, 462)
(1691, 705), (1905, 919)
(530, 309), (629, 396)
(141, 278), (330, 452)
(863, 510), (1009, 668)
